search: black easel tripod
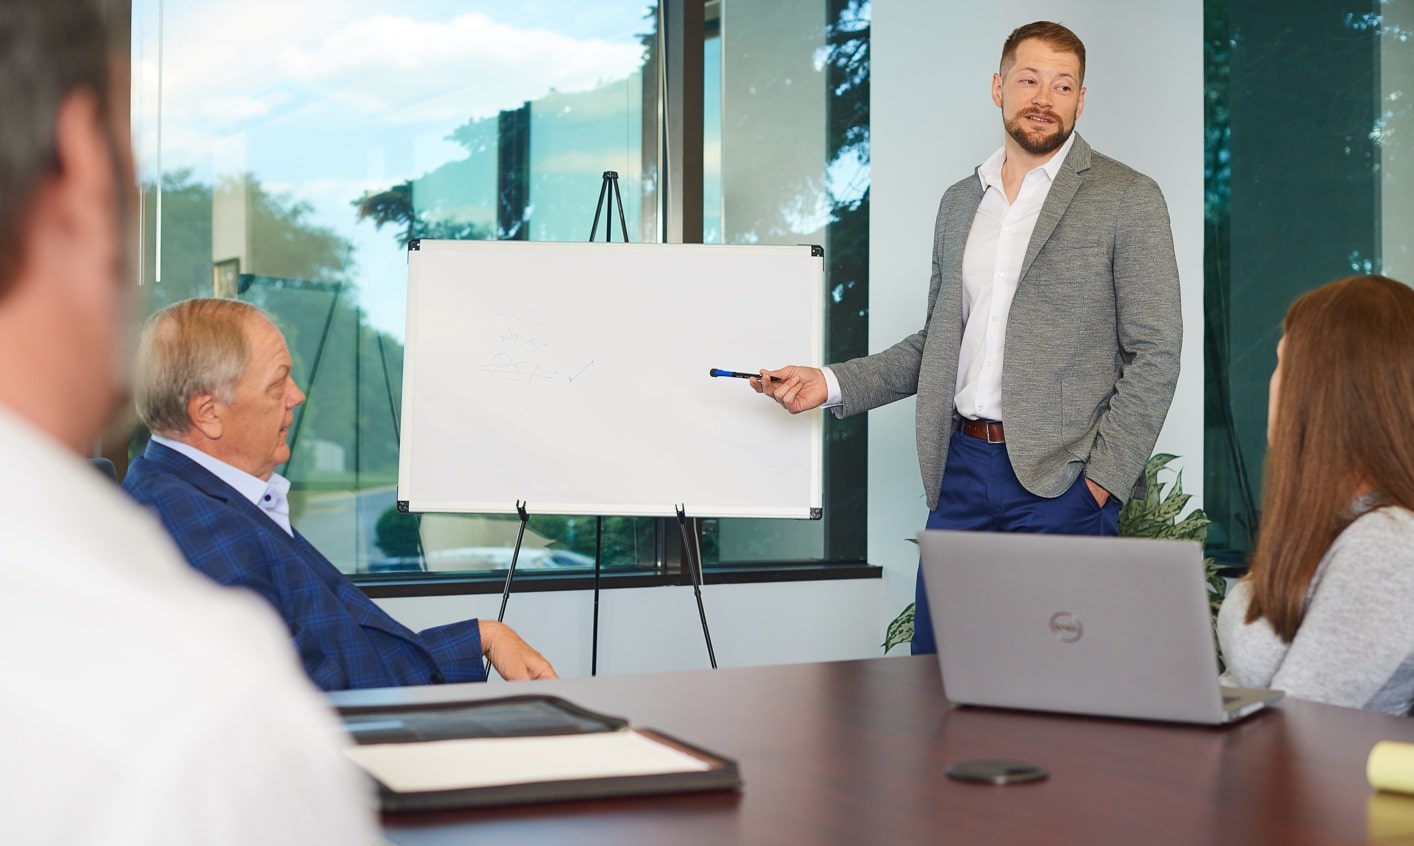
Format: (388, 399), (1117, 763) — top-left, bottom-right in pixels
(589, 171), (630, 242)
(493, 171), (718, 676)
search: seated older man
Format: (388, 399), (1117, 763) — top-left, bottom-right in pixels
(123, 297), (556, 690)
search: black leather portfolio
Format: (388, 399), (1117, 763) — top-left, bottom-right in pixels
(337, 694), (741, 812)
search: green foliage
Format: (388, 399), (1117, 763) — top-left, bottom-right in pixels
(138, 169), (353, 309)
(135, 169), (407, 484)
(523, 515), (657, 569)
(1117, 454), (1213, 541)
(882, 601), (914, 654)
(352, 179), (492, 247)
(374, 506), (421, 559)
(882, 455), (1225, 654)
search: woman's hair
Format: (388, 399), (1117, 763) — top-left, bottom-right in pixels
(1246, 274), (1414, 641)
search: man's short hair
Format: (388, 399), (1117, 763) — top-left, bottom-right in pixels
(1000, 21), (1086, 84)
(0, 0), (114, 299)
(135, 298), (270, 436)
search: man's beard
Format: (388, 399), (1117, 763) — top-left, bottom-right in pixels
(1004, 109), (1071, 156)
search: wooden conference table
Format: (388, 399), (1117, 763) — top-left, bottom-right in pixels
(329, 656), (1414, 845)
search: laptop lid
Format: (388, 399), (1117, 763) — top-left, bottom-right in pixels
(918, 530), (1279, 724)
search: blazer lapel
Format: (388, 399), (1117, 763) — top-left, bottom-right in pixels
(1018, 133), (1092, 283)
(936, 177), (983, 333)
(948, 179), (985, 289)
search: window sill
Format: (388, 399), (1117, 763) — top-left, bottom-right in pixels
(356, 562), (881, 599)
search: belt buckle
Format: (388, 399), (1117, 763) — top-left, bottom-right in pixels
(984, 422), (1003, 444)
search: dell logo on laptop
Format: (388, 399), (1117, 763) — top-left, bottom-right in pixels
(1049, 612), (1083, 643)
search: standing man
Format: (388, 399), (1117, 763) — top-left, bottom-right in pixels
(757, 21), (1181, 653)
(0, 2), (376, 843)
(123, 297), (557, 690)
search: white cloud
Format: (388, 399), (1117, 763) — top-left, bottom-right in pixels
(279, 12), (644, 124)
(128, 0), (652, 321)
(135, 2), (645, 144)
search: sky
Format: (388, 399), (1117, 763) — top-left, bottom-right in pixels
(132, 0), (655, 337)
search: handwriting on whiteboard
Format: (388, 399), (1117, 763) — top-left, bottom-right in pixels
(481, 353), (559, 383)
(483, 302), (591, 384)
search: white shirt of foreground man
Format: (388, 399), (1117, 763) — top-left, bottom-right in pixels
(0, 408), (378, 844)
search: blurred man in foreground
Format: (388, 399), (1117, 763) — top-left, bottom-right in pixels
(0, 2), (377, 843)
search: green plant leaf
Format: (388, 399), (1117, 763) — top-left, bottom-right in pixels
(1151, 492), (1192, 523)
(1146, 453), (1179, 475)
(882, 602), (915, 653)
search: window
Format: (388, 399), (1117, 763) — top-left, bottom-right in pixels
(129, 0), (869, 578)
(699, 0), (869, 565)
(1204, 0), (1402, 563)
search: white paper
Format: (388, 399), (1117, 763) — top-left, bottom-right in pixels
(345, 729), (712, 793)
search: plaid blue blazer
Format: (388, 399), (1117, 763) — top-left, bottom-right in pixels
(122, 441), (487, 690)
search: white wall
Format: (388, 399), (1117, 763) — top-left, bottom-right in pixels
(373, 578), (881, 680)
(376, 3), (1204, 676)
(869, 2), (1205, 623)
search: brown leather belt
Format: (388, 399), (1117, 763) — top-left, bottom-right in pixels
(958, 418), (1005, 443)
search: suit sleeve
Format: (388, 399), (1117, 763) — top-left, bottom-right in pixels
(828, 192), (952, 417)
(416, 620), (486, 683)
(1084, 175), (1182, 500)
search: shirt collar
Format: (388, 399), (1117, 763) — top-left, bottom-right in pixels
(976, 131), (1078, 191)
(151, 434), (288, 511)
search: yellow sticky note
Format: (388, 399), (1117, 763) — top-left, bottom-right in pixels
(1368, 741), (1414, 794)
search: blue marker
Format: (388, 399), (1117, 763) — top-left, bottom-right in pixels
(709, 368), (782, 380)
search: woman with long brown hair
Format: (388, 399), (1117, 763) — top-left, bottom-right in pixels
(1218, 274), (1414, 714)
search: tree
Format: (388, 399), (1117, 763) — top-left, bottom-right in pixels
(134, 170), (409, 488)
(353, 179), (492, 247)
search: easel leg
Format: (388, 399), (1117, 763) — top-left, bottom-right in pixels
(676, 506), (718, 669)
(486, 500), (530, 679)
(592, 516), (602, 676)
(588, 177), (610, 242)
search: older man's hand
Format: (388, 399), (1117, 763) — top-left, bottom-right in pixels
(479, 620), (558, 680)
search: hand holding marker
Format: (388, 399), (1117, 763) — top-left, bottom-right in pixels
(721, 364), (826, 414)
(709, 368), (783, 381)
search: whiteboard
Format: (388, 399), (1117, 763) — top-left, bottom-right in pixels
(397, 240), (824, 519)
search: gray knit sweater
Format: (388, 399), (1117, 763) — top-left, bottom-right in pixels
(1218, 507), (1414, 715)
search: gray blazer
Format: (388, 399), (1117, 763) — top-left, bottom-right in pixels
(832, 133), (1181, 509)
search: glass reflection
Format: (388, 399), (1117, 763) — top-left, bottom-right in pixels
(131, 1), (659, 573)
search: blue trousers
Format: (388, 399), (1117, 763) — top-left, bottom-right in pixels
(910, 429), (1122, 655)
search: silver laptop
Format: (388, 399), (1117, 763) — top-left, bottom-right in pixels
(918, 530), (1283, 724)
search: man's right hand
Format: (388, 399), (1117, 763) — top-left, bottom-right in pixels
(751, 366), (828, 414)
(479, 620), (558, 681)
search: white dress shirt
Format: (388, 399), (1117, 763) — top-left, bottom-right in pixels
(953, 133), (1075, 421)
(2, 408), (376, 845)
(821, 135), (1075, 416)
(151, 434), (293, 536)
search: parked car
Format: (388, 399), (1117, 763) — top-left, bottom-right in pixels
(368, 546), (595, 574)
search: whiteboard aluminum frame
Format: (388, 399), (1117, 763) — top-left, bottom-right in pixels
(397, 240), (824, 520)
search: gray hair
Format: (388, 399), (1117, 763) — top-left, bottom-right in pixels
(0, 0), (114, 297)
(134, 298), (271, 436)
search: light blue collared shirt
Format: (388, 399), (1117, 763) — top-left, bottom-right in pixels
(150, 434), (293, 536)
